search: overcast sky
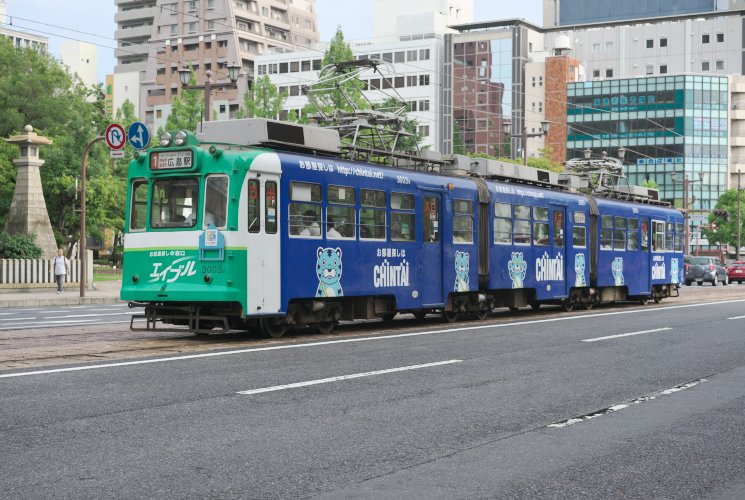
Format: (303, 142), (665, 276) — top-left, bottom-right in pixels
(2, 0), (542, 82)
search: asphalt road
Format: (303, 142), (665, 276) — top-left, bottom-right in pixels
(0, 303), (134, 331)
(1, 295), (745, 499)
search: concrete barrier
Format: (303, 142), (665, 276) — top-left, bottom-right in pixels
(0, 258), (81, 288)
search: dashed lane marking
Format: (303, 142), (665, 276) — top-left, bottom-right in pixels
(582, 327), (673, 342)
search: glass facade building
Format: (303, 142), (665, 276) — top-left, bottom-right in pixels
(556, 0), (717, 25)
(567, 75), (729, 219)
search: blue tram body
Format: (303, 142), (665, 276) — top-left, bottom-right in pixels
(121, 120), (684, 335)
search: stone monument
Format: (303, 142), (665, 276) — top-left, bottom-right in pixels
(4, 125), (58, 258)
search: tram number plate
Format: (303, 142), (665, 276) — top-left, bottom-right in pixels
(150, 150), (193, 170)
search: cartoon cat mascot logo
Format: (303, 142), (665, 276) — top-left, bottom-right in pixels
(575, 253), (587, 287)
(611, 257), (624, 286)
(670, 257), (680, 284)
(454, 251), (470, 292)
(316, 247), (343, 297)
(508, 252), (528, 289)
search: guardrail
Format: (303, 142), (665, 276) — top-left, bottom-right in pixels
(0, 258), (81, 287)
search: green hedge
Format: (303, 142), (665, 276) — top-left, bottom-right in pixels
(0, 233), (42, 259)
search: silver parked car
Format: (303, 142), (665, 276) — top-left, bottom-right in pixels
(684, 256), (728, 286)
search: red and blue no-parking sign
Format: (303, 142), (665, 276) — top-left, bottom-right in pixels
(105, 123), (126, 151)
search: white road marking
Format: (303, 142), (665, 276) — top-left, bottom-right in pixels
(582, 327), (673, 343)
(727, 315), (745, 320)
(43, 312), (136, 320)
(0, 320), (134, 332)
(2, 299), (743, 379)
(237, 360), (462, 395)
(0, 317), (37, 321)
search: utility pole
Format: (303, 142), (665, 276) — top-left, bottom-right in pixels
(738, 170), (742, 260)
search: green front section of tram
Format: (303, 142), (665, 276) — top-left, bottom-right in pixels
(121, 247), (248, 309)
(119, 131), (261, 313)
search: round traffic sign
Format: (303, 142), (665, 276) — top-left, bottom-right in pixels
(127, 121), (151, 150)
(105, 123), (126, 151)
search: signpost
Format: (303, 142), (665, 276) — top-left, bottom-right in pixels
(127, 121), (151, 150)
(105, 123), (126, 159)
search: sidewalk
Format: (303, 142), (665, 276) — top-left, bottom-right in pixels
(0, 280), (123, 309)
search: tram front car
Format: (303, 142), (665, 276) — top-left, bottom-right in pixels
(121, 130), (252, 333)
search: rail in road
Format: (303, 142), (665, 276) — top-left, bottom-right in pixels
(0, 284), (742, 372)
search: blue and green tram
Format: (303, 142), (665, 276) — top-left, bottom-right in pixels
(121, 119), (684, 337)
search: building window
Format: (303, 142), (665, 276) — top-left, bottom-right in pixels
(660, 37), (667, 47)
(419, 100), (430, 111)
(419, 74), (430, 86)
(418, 125), (430, 137)
(206, 20), (215, 31)
(645, 64), (654, 75)
(186, 22), (198, 33)
(406, 75), (418, 86)
(702, 34), (710, 43)
(531, 76), (536, 87)
(605, 68), (613, 78)
(394, 51), (405, 63)
(407, 50), (417, 61)
(592, 69), (600, 78)
(419, 48), (430, 60)
(207, 0), (214, 8)
(606, 41), (613, 52)
(646, 39), (653, 48)
(660, 64), (668, 74)
(592, 43), (600, 53)
(702, 60), (710, 71)
(717, 33), (724, 43)
(716, 60), (724, 70)
(170, 24), (178, 35)
(186, 0), (198, 11)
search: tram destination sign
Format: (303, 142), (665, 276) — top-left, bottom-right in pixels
(150, 150), (194, 170)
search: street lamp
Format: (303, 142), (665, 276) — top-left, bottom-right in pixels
(736, 169), (743, 260)
(669, 171), (704, 256)
(502, 120), (550, 166)
(178, 61), (241, 122)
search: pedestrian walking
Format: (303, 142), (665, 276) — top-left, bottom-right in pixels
(51, 248), (70, 294)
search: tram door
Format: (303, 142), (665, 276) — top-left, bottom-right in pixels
(551, 206), (569, 296)
(420, 192), (443, 306)
(246, 172), (282, 314)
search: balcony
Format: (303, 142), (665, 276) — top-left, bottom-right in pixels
(115, 25), (153, 41)
(115, 42), (149, 59)
(114, 6), (157, 24)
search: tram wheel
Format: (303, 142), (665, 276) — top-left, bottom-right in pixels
(508, 306), (519, 312)
(530, 302), (541, 311)
(413, 310), (428, 320)
(381, 312), (396, 322)
(639, 296), (650, 305)
(653, 296), (662, 304)
(561, 300), (574, 312)
(474, 310), (489, 320)
(583, 301), (594, 310)
(442, 311), (459, 323)
(316, 321), (337, 335)
(260, 318), (287, 338)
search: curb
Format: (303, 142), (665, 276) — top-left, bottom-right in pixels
(0, 297), (124, 309)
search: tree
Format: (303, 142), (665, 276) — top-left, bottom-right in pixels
(641, 178), (658, 189)
(241, 75), (287, 119)
(0, 38), (124, 254)
(701, 189), (743, 251)
(302, 27), (366, 122)
(166, 70), (204, 132)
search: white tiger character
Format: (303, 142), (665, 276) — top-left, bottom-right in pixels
(611, 257), (624, 286)
(508, 252), (528, 289)
(575, 253), (587, 287)
(454, 251), (470, 292)
(315, 247), (343, 297)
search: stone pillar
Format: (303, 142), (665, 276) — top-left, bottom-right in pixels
(4, 125), (58, 258)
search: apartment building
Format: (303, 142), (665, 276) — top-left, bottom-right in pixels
(113, 0), (320, 129)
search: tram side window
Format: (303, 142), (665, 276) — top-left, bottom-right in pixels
(247, 179), (260, 233)
(652, 220), (665, 251)
(130, 179), (148, 231)
(360, 189), (386, 240)
(665, 222), (674, 252)
(514, 205), (531, 245)
(422, 195), (439, 243)
(327, 185), (356, 239)
(289, 181), (322, 237)
(533, 207), (549, 246)
(265, 181), (277, 234)
(572, 211), (586, 248)
(627, 218), (639, 251)
(641, 220), (650, 250)
(553, 210), (564, 246)
(614, 217), (627, 251)
(494, 202), (512, 244)
(150, 178), (199, 228)
(391, 192), (416, 242)
(600, 215), (613, 250)
(453, 199), (474, 243)
(204, 175), (228, 228)
(674, 223), (684, 252)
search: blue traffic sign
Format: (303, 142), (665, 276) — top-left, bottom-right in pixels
(127, 121), (151, 150)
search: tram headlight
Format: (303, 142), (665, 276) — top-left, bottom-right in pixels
(174, 130), (188, 146)
(159, 132), (172, 147)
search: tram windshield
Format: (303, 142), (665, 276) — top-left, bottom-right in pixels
(150, 178), (199, 228)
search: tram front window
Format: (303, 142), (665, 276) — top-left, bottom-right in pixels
(150, 178), (199, 228)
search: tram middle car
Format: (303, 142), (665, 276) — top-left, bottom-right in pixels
(121, 119), (684, 337)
